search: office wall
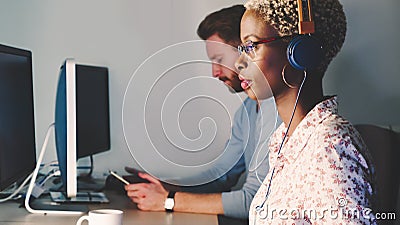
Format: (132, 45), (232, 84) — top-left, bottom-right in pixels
(0, 0), (399, 178)
(0, 0), (244, 178)
(325, 0), (400, 126)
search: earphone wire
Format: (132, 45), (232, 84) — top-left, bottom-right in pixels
(249, 106), (280, 184)
(255, 70), (307, 212)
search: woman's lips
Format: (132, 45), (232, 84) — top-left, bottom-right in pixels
(241, 79), (252, 89)
(239, 75), (252, 90)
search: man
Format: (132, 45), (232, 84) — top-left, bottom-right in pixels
(125, 5), (276, 219)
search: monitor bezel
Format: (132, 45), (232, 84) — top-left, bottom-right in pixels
(65, 59), (78, 197)
(55, 59), (77, 198)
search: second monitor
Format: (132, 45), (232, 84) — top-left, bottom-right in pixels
(54, 59), (110, 198)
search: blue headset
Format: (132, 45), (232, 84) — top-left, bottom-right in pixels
(286, 0), (323, 71)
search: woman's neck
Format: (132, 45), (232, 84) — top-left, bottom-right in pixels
(275, 85), (323, 136)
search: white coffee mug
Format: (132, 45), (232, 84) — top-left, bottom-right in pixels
(76, 209), (123, 225)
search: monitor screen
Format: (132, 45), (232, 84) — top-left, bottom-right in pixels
(54, 59), (110, 197)
(0, 44), (36, 192)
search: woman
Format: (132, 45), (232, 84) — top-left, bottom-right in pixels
(235, 0), (376, 224)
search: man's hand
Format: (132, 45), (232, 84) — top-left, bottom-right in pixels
(124, 172), (169, 211)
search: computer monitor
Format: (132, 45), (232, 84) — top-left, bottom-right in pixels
(0, 44), (36, 192)
(54, 59), (110, 198)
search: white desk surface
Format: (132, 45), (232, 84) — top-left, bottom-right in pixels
(0, 192), (218, 225)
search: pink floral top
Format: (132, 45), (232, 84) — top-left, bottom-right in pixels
(249, 97), (376, 225)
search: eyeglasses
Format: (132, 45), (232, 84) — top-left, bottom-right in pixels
(237, 35), (291, 59)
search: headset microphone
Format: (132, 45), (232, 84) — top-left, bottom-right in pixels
(287, 0), (323, 71)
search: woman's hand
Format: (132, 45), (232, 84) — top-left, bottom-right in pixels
(124, 172), (168, 211)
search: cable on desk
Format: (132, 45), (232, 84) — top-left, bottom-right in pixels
(24, 123), (83, 215)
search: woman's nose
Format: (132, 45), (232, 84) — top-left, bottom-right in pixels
(235, 54), (248, 72)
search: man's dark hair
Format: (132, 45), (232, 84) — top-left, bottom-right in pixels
(197, 5), (245, 47)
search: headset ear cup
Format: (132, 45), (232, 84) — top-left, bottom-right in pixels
(287, 35), (323, 71)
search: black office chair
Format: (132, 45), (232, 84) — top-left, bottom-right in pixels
(354, 124), (400, 225)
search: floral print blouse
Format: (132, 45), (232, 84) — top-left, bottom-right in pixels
(249, 97), (376, 225)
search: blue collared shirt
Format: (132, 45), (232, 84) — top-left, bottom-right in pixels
(221, 97), (279, 218)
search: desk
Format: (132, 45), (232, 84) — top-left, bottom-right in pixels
(0, 191), (218, 225)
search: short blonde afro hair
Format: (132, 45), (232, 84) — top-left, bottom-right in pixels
(245, 0), (347, 72)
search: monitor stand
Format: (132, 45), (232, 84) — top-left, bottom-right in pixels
(29, 199), (88, 212)
(48, 176), (108, 204)
(49, 191), (109, 204)
(50, 175), (106, 192)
